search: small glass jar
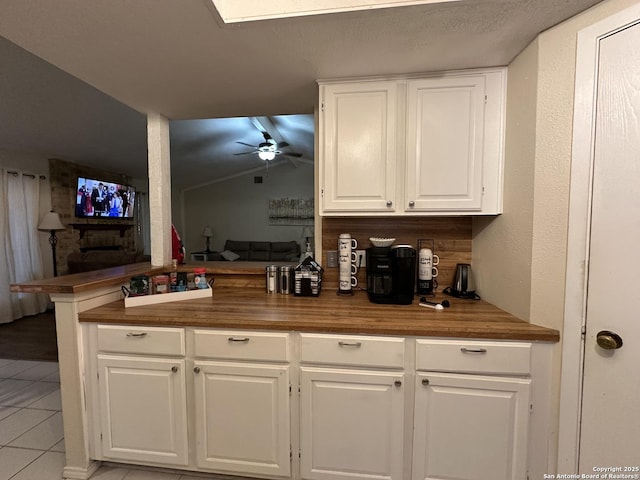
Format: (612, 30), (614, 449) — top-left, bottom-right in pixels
(266, 265), (278, 294)
(194, 267), (208, 289)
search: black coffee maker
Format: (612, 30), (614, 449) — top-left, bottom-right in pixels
(366, 245), (416, 304)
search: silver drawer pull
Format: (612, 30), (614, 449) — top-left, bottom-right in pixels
(338, 341), (362, 348)
(126, 332), (147, 338)
(460, 347), (488, 354)
(228, 337), (250, 343)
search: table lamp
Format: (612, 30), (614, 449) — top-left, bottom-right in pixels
(38, 210), (65, 277)
(202, 226), (214, 253)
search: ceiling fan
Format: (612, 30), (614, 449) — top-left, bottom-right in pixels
(235, 131), (303, 161)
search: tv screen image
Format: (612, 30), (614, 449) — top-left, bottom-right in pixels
(76, 177), (136, 218)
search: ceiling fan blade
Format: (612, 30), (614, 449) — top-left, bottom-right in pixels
(234, 151), (256, 156)
(236, 141), (258, 148)
(278, 141), (290, 148)
(282, 152), (303, 158)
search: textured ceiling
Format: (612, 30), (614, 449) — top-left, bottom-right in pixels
(0, 0), (603, 187)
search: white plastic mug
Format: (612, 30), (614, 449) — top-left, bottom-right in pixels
(339, 233), (357, 251)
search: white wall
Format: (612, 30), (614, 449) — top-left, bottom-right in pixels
(472, 41), (538, 321)
(178, 162), (314, 254)
(472, 0), (640, 470)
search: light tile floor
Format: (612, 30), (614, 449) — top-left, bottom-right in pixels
(0, 359), (219, 480)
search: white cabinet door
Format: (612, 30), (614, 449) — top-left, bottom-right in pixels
(97, 355), (188, 466)
(320, 81), (399, 213)
(300, 367), (405, 480)
(405, 75), (486, 212)
(413, 372), (530, 480)
(193, 361), (291, 477)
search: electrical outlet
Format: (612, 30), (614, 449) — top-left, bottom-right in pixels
(355, 250), (366, 267)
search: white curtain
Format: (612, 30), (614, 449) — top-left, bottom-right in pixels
(0, 169), (49, 323)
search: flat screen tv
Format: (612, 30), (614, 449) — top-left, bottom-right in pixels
(75, 177), (136, 219)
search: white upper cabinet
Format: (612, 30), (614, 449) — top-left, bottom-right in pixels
(319, 80), (399, 212)
(318, 68), (506, 215)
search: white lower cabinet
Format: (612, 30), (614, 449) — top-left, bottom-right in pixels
(299, 333), (406, 480)
(299, 367), (405, 480)
(88, 327), (543, 480)
(97, 355), (189, 466)
(413, 340), (532, 480)
(193, 361), (290, 477)
(413, 373), (531, 480)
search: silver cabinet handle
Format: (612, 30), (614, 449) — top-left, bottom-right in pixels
(126, 332), (147, 338)
(408, 200), (415, 208)
(460, 347), (488, 354)
(171, 366), (178, 373)
(193, 366), (201, 374)
(228, 337), (250, 343)
(338, 341), (362, 348)
(386, 200), (393, 207)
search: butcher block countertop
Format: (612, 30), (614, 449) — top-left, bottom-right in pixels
(78, 287), (560, 342)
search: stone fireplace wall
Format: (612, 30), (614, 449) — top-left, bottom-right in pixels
(49, 158), (137, 275)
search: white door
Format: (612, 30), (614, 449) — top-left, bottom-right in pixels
(320, 81), (398, 213)
(300, 367), (405, 480)
(413, 372), (530, 480)
(193, 361), (291, 477)
(577, 17), (640, 470)
(405, 75), (485, 212)
(97, 355), (188, 466)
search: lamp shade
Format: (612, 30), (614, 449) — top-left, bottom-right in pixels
(38, 211), (65, 231)
(202, 226), (214, 237)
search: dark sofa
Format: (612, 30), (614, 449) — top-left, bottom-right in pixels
(221, 240), (300, 262)
(67, 249), (150, 274)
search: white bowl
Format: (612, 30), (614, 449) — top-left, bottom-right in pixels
(370, 237), (396, 247)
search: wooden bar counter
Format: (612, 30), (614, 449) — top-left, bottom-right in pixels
(12, 263), (559, 342)
(77, 287), (559, 342)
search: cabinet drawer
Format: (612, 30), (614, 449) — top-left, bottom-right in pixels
(415, 339), (531, 375)
(97, 325), (185, 356)
(193, 330), (290, 362)
(300, 333), (405, 368)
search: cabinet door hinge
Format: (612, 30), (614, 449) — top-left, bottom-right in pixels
(581, 325), (587, 336)
(321, 102), (325, 112)
(529, 403), (533, 413)
(484, 95), (488, 104)
(289, 384), (293, 395)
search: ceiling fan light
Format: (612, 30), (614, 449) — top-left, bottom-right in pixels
(258, 150), (276, 161)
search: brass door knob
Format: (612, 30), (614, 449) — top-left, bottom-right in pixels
(596, 330), (623, 350)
